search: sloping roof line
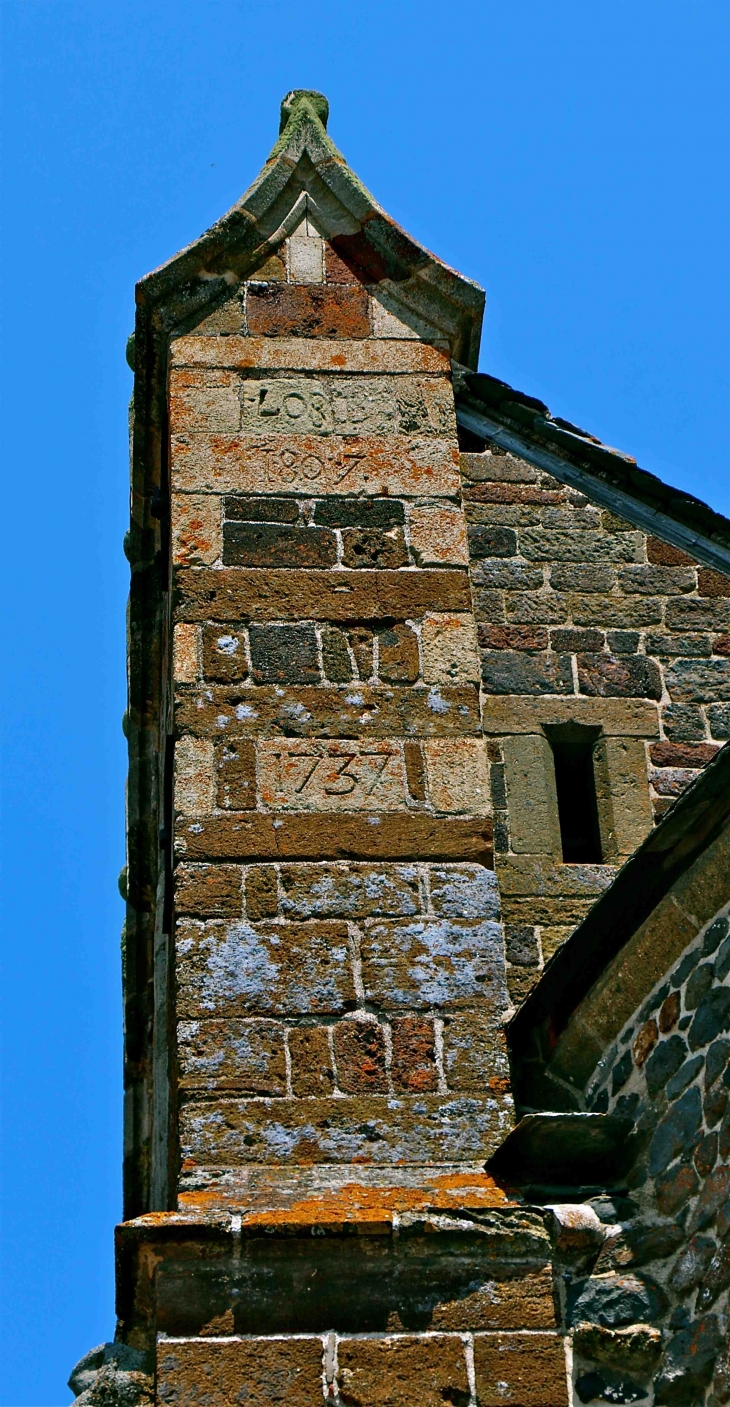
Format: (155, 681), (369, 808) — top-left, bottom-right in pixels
(135, 92), (485, 368)
(454, 368), (730, 576)
(508, 740), (730, 1110)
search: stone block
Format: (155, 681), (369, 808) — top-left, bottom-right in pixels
(409, 505), (469, 566)
(460, 449), (539, 483)
(551, 628), (604, 652)
(421, 613), (480, 685)
(504, 591), (571, 626)
(321, 627), (353, 682)
(618, 564), (696, 594)
(377, 624), (420, 684)
(175, 863), (243, 918)
(479, 625), (549, 650)
(360, 917), (506, 1010)
(502, 734), (562, 856)
(257, 739), (408, 811)
(646, 632), (712, 658)
(520, 529), (643, 563)
(202, 626), (248, 682)
(698, 567), (730, 596)
(431, 1267), (557, 1330)
(666, 658), (730, 703)
(481, 651), (574, 696)
(288, 1025), (334, 1096)
(708, 703), (730, 739)
(223, 521), (337, 568)
(471, 560), (543, 590)
(346, 625), (374, 680)
(280, 863), (420, 919)
(248, 625), (320, 684)
(224, 495), (300, 523)
(333, 1018), (388, 1093)
(404, 741), (427, 802)
(442, 1012), (510, 1094)
(481, 696), (660, 737)
(287, 232), (324, 284)
(577, 655), (662, 700)
(593, 737), (654, 859)
(428, 864), (501, 920)
(175, 918), (355, 1018)
(336, 1335), (469, 1407)
(216, 741), (256, 811)
(175, 567), (472, 623)
(314, 496), (404, 528)
(169, 368), (241, 433)
(171, 433), (461, 498)
(423, 738), (490, 814)
(550, 563), (616, 592)
(171, 493), (222, 566)
(662, 703), (706, 741)
(666, 598), (730, 631)
(180, 1092), (513, 1164)
(391, 1016), (438, 1091)
(646, 536), (696, 566)
(175, 737), (214, 814)
(246, 283), (370, 337)
(179, 684), (480, 743)
(342, 526), (409, 569)
(236, 373), (456, 439)
(177, 1018), (287, 1094)
(156, 1337), (324, 1407)
(176, 813), (492, 866)
(245, 867), (279, 921)
(174, 623), (200, 682)
(171, 334), (451, 375)
(468, 526), (518, 557)
(473, 1332), (568, 1406)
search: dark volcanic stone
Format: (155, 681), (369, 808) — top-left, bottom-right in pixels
(703, 915), (729, 956)
(665, 1054), (703, 1100)
(687, 1166), (730, 1233)
(222, 521), (337, 568)
(577, 654), (662, 701)
(644, 1036), (686, 1097)
(671, 950), (700, 987)
(249, 624), (319, 684)
(575, 1370), (646, 1404)
(313, 497), (404, 528)
(672, 1234), (717, 1293)
(612, 1051), (633, 1095)
(505, 925), (540, 966)
(693, 1130), (718, 1177)
(704, 1082), (728, 1128)
(715, 933), (730, 982)
(571, 1275), (662, 1329)
(480, 650), (573, 695)
(685, 962), (714, 1010)
(467, 525), (517, 558)
(706, 1039), (730, 1089)
(696, 1241), (730, 1311)
(224, 496), (299, 523)
(655, 1162), (699, 1216)
(648, 1086), (702, 1177)
(688, 989), (730, 1050)
(654, 1316), (721, 1405)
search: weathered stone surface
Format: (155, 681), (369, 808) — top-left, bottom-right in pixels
(571, 1275), (662, 1328)
(688, 987), (730, 1049)
(246, 283), (370, 337)
(202, 626), (248, 682)
(279, 862), (420, 919)
(337, 1335), (468, 1407)
(176, 812), (493, 864)
(665, 658), (730, 702)
(172, 336), (451, 374)
(315, 496), (404, 528)
(481, 650), (574, 696)
(361, 917), (506, 1010)
(179, 1093), (513, 1164)
(409, 505), (469, 566)
(423, 737), (491, 814)
(377, 624), (420, 684)
(473, 1332), (568, 1406)
(428, 864), (501, 920)
(442, 1013), (510, 1094)
(177, 1018), (287, 1094)
(171, 434), (461, 497)
(333, 1018), (388, 1093)
(174, 737), (214, 814)
(575, 1369), (645, 1404)
(156, 1337), (324, 1407)
(421, 613), (480, 685)
(341, 525), (409, 569)
(321, 627), (352, 682)
(171, 492), (221, 566)
(481, 697), (659, 736)
(173, 622), (199, 682)
(647, 1086), (702, 1176)
(245, 867), (278, 921)
(502, 734), (562, 857)
(175, 567), (472, 622)
(175, 863), (243, 918)
(429, 1267), (557, 1331)
(248, 624), (320, 683)
(288, 1025), (334, 1096)
(224, 495), (300, 523)
(216, 740), (257, 810)
(577, 654), (662, 700)
(177, 682), (480, 741)
(654, 1315), (722, 1405)
(390, 1016), (438, 1092)
(572, 1323), (662, 1375)
(175, 918), (355, 1018)
(671, 1233), (716, 1293)
(223, 520), (337, 568)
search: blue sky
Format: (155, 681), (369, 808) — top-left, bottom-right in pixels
(1, 2), (728, 1402)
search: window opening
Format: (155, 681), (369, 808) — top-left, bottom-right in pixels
(546, 725), (602, 864)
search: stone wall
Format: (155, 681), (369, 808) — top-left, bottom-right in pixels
(461, 446), (729, 1001)
(576, 900), (730, 1406)
(169, 220), (511, 1195)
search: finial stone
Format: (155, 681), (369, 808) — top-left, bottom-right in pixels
(279, 90), (329, 134)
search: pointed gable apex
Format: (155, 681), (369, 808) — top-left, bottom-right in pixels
(137, 90), (484, 368)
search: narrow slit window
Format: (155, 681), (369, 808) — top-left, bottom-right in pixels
(548, 729), (602, 864)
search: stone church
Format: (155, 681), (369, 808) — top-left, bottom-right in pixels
(70, 92), (730, 1407)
